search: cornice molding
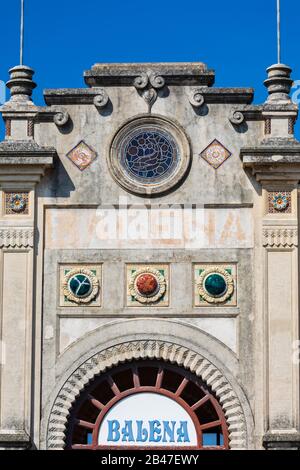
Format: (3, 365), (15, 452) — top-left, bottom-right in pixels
(262, 226), (298, 247)
(0, 227), (34, 248)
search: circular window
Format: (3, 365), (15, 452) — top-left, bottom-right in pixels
(65, 361), (229, 449)
(109, 116), (191, 195)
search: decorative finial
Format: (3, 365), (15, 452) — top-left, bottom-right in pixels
(5, 1), (36, 104)
(264, 0), (293, 103)
(277, 0), (281, 64)
(20, 0), (24, 65)
(6, 65), (36, 103)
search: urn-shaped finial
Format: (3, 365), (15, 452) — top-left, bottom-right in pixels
(6, 65), (36, 103)
(264, 63), (293, 103)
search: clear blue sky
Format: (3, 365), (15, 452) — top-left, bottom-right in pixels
(1, 0), (300, 138)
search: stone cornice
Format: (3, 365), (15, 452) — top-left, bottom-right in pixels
(43, 89), (109, 106)
(84, 62), (215, 87)
(241, 138), (300, 182)
(0, 140), (57, 159)
(43, 86), (254, 105)
(0, 141), (56, 183)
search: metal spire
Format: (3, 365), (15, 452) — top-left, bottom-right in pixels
(20, 0), (24, 65)
(277, 0), (281, 63)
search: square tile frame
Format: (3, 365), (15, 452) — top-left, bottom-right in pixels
(126, 263), (170, 307)
(194, 263), (237, 307)
(59, 264), (102, 307)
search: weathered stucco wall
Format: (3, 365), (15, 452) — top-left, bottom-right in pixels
(0, 62), (299, 450)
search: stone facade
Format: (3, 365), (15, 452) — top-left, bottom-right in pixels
(0, 59), (299, 450)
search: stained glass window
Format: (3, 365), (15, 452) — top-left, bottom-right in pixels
(119, 127), (179, 184)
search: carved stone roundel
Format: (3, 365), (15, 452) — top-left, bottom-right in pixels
(109, 115), (191, 195)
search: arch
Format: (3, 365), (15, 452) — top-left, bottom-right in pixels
(65, 360), (229, 449)
(46, 340), (248, 449)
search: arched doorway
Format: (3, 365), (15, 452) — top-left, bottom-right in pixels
(65, 360), (229, 450)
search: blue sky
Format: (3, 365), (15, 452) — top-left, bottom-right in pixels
(1, 0), (300, 138)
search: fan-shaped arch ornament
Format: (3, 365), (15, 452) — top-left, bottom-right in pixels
(46, 340), (248, 449)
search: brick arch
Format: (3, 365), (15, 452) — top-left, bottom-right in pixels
(47, 340), (247, 449)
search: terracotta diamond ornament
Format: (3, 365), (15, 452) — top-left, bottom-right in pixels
(66, 140), (97, 171)
(200, 139), (231, 169)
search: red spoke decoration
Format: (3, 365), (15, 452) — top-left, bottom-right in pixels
(175, 377), (189, 396)
(200, 419), (222, 431)
(132, 366), (140, 388)
(66, 360), (229, 450)
(155, 367), (164, 388)
(191, 394), (211, 411)
(107, 376), (120, 396)
(75, 419), (95, 430)
(87, 394), (104, 411)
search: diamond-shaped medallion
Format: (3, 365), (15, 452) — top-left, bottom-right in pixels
(200, 139), (231, 169)
(66, 140), (97, 171)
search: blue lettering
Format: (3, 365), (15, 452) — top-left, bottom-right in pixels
(162, 421), (176, 442)
(121, 420), (134, 442)
(176, 421), (190, 442)
(107, 420), (120, 442)
(149, 420), (161, 442)
(136, 420), (148, 442)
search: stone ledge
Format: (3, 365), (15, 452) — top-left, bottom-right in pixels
(263, 432), (300, 450)
(0, 431), (31, 450)
(44, 86), (254, 105)
(241, 138), (300, 182)
(84, 62), (215, 87)
(0, 140), (57, 163)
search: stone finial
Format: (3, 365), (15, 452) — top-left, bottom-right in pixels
(6, 65), (36, 103)
(264, 63), (293, 103)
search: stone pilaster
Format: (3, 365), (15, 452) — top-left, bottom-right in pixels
(0, 64), (56, 449)
(242, 141), (300, 450)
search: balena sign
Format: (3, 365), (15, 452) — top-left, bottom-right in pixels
(98, 392), (198, 447)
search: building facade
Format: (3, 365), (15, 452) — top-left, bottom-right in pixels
(0, 60), (299, 450)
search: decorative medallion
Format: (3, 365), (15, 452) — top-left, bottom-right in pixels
(109, 116), (191, 195)
(200, 140), (232, 169)
(66, 141), (97, 171)
(5, 192), (29, 215)
(127, 264), (169, 306)
(268, 191), (291, 214)
(194, 264), (236, 306)
(61, 266), (101, 306)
